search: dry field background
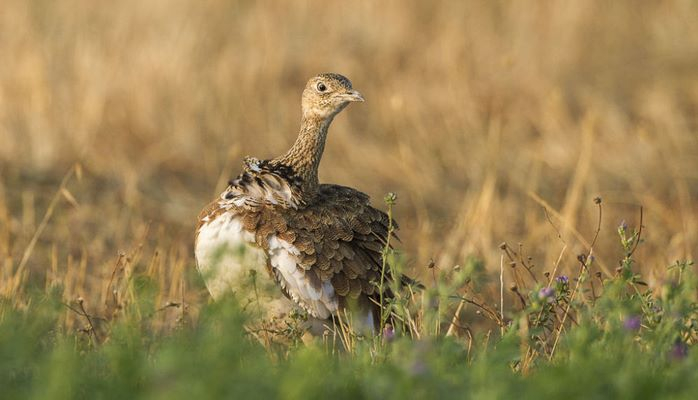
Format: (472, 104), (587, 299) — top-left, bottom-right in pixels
(1, 0), (697, 324)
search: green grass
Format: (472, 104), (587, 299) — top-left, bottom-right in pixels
(2, 225), (696, 399)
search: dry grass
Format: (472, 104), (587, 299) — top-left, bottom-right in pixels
(1, 0), (697, 330)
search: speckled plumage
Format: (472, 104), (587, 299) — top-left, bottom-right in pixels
(195, 73), (400, 328)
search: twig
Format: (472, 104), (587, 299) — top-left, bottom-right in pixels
(500, 253), (505, 336)
(588, 197), (603, 250)
(14, 166), (76, 292)
(543, 207), (566, 244)
(63, 298), (103, 344)
(445, 298), (466, 337)
(526, 190), (612, 276)
(627, 207), (644, 258)
(453, 296), (503, 326)
(548, 262), (585, 359)
(546, 244), (568, 286)
(379, 193), (397, 329)
(77, 298), (100, 343)
(148, 301), (182, 317)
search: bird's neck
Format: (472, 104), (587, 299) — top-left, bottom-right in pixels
(277, 114), (334, 194)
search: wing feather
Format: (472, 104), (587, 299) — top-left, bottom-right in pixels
(201, 159), (408, 320)
(271, 184), (399, 312)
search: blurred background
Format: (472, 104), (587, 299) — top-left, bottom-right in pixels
(1, 0), (697, 311)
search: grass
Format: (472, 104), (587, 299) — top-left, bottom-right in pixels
(1, 0), (698, 398)
(1, 218), (698, 399)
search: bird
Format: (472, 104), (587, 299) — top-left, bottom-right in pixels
(195, 73), (403, 332)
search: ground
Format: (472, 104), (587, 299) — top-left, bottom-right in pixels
(1, 1), (697, 398)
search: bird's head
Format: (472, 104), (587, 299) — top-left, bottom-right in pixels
(301, 73), (364, 120)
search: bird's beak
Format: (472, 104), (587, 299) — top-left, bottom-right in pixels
(339, 90), (365, 102)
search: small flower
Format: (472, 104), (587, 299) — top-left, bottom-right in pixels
(618, 220), (628, 232)
(556, 276), (569, 284)
(538, 287), (555, 303)
(669, 341), (688, 361)
(383, 324), (395, 342)
(623, 315), (641, 331)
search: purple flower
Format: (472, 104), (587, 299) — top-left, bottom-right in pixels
(623, 315), (641, 331)
(538, 287), (555, 303)
(383, 324), (395, 342)
(618, 220), (628, 232)
(670, 341), (688, 361)
(556, 276), (569, 284)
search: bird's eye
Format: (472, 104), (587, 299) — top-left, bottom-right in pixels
(316, 82), (327, 92)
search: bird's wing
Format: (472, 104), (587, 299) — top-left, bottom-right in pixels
(251, 184), (398, 314)
(220, 157), (305, 211)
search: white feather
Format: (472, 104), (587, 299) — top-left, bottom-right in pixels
(267, 236), (339, 319)
(195, 213), (266, 299)
(195, 213), (338, 318)
(196, 213), (339, 319)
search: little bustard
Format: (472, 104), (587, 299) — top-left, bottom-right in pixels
(195, 73), (403, 330)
